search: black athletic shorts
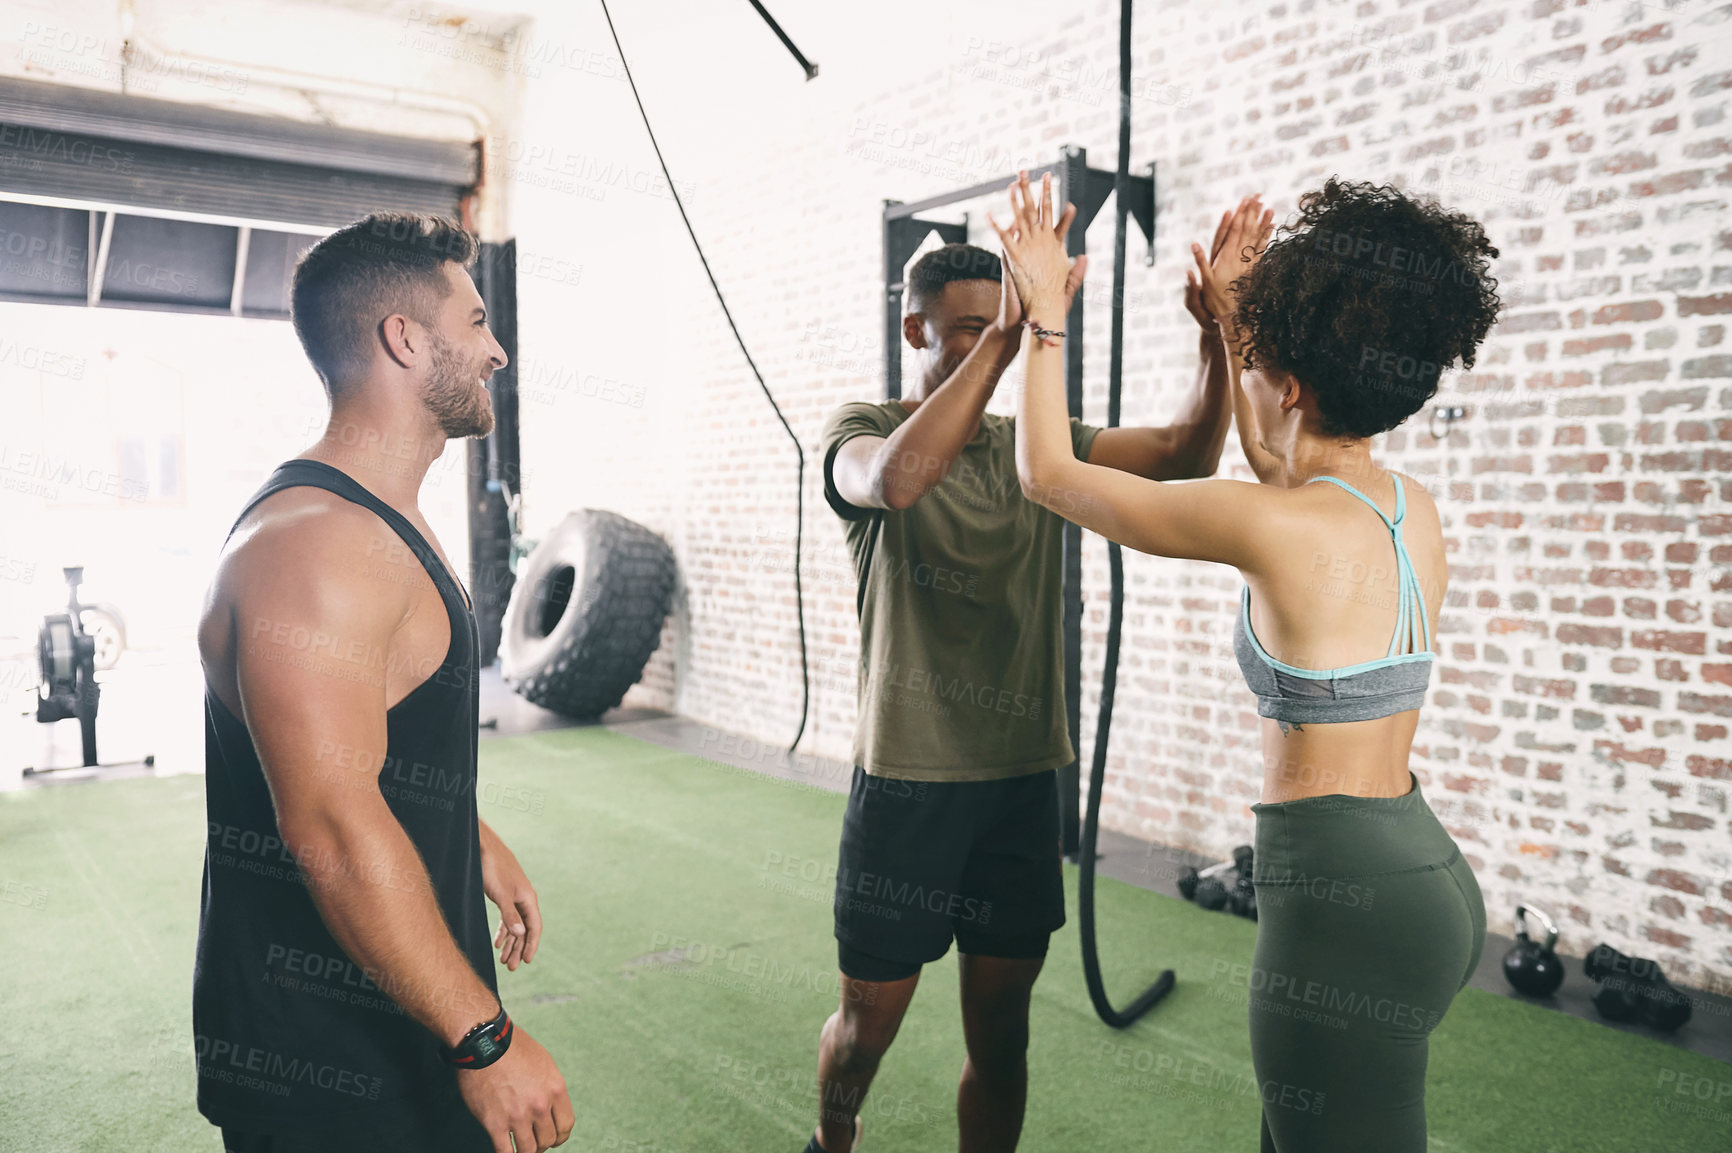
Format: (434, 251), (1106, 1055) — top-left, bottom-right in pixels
(833, 766), (1065, 981)
(217, 1090), (491, 1153)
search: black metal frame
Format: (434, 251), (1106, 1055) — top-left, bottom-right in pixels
(471, 240), (522, 667)
(0, 75), (474, 228)
(746, 0), (819, 79)
(880, 147), (1155, 856)
(0, 197), (329, 319)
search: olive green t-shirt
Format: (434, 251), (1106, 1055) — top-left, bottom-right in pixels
(819, 400), (1102, 782)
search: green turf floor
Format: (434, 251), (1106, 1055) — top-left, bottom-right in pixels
(0, 726), (1726, 1152)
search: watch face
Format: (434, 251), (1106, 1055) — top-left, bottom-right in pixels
(476, 1016), (513, 1062)
(451, 1013), (512, 1067)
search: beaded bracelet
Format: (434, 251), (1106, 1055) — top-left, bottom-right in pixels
(1022, 319), (1067, 348)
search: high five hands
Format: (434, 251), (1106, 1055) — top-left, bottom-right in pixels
(1187, 195), (1274, 351)
(990, 174), (1273, 350)
(988, 170), (1088, 327)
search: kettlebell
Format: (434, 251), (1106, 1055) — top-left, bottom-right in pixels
(1197, 845), (1253, 912)
(1502, 903), (1565, 997)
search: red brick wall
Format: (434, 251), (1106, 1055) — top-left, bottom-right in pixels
(624, 0), (1731, 992)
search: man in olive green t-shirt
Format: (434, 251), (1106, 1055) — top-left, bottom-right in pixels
(802, 240), (1233, 1153)
(821, 398), (1098, 780)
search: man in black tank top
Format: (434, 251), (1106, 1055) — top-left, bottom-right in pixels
(194, 214), (573, 1153)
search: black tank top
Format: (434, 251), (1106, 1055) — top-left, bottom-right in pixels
(192, 458), (495, 1132)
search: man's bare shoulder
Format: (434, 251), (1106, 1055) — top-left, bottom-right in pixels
(209, 488), (411, 624)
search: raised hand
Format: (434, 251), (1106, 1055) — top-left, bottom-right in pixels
(1189, 195), (1273, 352)
(1183, 199), (1241, 333)
(987, 170), (1087, 321)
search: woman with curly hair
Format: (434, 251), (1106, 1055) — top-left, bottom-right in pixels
(990, 171), (1499, 1151)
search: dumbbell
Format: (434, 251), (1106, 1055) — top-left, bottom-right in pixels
(1584, 943), (1692, 1032)
(1229, 872), (1258, 921)
(1178, 846), (1253, 913)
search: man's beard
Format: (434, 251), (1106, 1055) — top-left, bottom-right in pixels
(423, 329), (495, 439)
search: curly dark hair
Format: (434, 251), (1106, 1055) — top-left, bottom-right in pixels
(1231, 179), (1501, 439)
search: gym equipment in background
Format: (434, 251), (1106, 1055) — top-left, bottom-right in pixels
(33, 566), (96, 765)
(599, 0), (814, 751)
(1229, 867), (1258, 921)
(1180, 854), (1232, 908)
(1584, 943), (1693, 1033)
(24, 566), (154, 778)
(78, 601), (127, 671)
(745, 0), (818, 80)
(1076, 0), (1175, 1025)
(1502, 903), (1566, 997)
(499, 510), (676, 720)
(1178, 846), (1257, 921)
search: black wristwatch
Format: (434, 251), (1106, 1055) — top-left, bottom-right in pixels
(444, 1004), (513, 1070)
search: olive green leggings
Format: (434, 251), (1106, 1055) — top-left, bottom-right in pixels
(1247, 772), (1486, 1152)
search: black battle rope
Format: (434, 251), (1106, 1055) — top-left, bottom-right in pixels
(1078, 0), (1177, 1029)
(597, 0), (811, 753)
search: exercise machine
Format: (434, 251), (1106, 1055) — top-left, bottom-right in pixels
(24, 566), (154, 778)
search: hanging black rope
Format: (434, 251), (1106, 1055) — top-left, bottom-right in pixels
(745, 0), (819, 80)
(1077, 0), (1176, 1029)
(597, 0), (811, 753)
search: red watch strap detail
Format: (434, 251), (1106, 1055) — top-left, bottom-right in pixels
(446, 1008), (511, 1067)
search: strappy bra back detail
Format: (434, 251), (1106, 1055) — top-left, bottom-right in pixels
(1233, 473), (1436, 724)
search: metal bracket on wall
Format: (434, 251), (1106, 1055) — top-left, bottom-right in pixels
(1430, 404), (1466, 440)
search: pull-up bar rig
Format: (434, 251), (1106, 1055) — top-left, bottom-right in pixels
(883, 148), (1154, 403)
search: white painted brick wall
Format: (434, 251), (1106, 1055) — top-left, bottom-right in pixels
(626, 0), (1732, 993)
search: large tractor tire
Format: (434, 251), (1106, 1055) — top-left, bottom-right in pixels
(499, 510), (675, 720)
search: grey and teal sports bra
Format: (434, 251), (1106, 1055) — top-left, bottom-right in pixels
(1233, 474), (1435, 724)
